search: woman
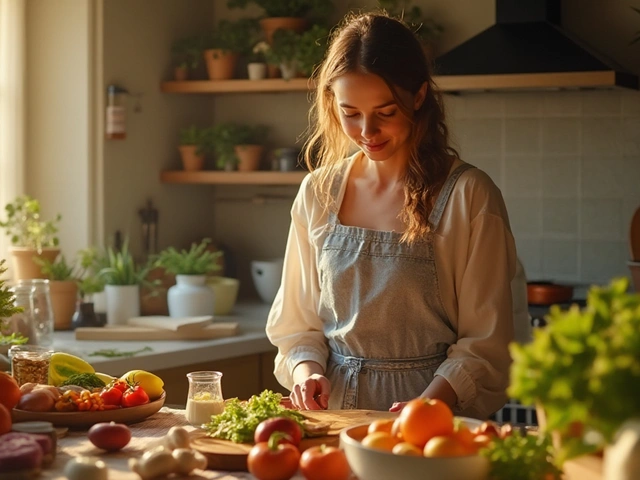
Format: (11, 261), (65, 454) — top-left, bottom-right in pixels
(266, 12), (523, 419)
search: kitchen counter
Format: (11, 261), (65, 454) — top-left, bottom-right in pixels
(40, 406), (306, 480)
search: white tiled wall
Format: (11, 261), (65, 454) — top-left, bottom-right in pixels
(446, 89), (640, 285)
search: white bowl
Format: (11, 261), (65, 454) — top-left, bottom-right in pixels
(339, 418), (489, 480)
(206, 277), (240, 315)
(250, 259), (283, 304)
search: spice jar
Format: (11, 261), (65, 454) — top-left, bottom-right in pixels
(11, 421), (57, 466)
(9, 345), (53, 386)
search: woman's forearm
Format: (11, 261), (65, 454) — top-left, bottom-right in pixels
(292, 361), (325, 384)
(420, 375), (458, 410)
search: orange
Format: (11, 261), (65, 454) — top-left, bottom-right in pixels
(361, 432), (400, 452)
(0, 404), (11, 435)
(451, 421), (477, 453)
(423, 435), (470, 458)
(0, 372), (21, 410)
(392, 442), (423, 456)
(390, 416), (404, 441)
(398, 398), (454, 448)
(367, 419), (394, 436)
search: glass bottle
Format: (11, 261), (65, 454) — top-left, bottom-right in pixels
(105, 84), (128, 140)
(185, 371), (224, 427)
(3, 284), (37, 343)
(18, 279), (54, 347)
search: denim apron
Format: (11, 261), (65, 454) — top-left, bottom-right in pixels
(319, 162), (476, 410)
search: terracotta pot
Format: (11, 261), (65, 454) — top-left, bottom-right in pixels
(234, 145), (264, 171)
(174, 65), (188, 81)
(179, 145), (205, 171)
(8, 247), (60, 281)
(49, 280), (78, 330)
(527, 282), (574, 305)
(259, 17), (308, 44)
(203, 49), (238, 80)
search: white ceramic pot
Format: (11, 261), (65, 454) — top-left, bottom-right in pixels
(279, 61), (297, 81)
(168, 275), (215, 318)
(247, 62), (267, 80)
(105, 284), (140, 326)
(251, 259), (283, 304)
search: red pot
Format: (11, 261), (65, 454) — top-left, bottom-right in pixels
(527, 282), (574, 305)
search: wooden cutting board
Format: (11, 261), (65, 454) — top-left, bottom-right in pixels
(74, 322), (238, 341)
(190, 409), (397, 471)
(128, 315), (213, 332)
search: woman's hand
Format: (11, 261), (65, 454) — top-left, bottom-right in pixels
(291, 374), (331, 411)
(389, 401), (407, 412)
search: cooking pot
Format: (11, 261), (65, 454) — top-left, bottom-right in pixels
(527, 281), (574, 305)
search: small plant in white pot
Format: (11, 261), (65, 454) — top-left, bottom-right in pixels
(155, 238), (222, 318)
(0, 195), (62, 281)
(99, 242), (151, 326)
(248, 41), (270, 80)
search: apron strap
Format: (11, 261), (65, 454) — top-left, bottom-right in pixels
(428, 163), (476, 230)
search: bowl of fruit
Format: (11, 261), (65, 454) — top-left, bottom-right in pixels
(339, 398), (492, 480)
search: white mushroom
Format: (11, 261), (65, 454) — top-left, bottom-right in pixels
(172, 448), (208, 475)
(129, 448), (178, 480)
(64, 456), (108, 480)
(165, 426), (191, 450)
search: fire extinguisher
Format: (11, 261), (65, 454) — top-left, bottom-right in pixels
(105, 84), (128, 140)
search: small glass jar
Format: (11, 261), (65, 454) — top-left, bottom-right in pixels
(185, 371), (224, 427)
(18, 279), (54, 347)
(11, 421), (57, 466)
(9, 345), (53, 386)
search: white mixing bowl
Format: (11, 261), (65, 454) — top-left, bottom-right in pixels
(251, 259), (283, 304)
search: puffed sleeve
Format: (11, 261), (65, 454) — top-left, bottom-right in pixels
(266, 175), (329, 390)
(435, 186), (516, 419)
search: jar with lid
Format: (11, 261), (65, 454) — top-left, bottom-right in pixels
(2, 284), (37, 342)
(17, 279), (54, 347)
(106, 84), (128, 140)
(9, 345), (53, 386)
(185, 371), (224, 427)
(11, 421), (57, 466)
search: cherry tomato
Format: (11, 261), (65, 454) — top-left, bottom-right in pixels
(99, 385), (123, 406)
(247, 432), (300, 480)
(121, 385), (149, 408)
(254, 417), (303, 447)
(109, 380), (129, 392)
(299, 445), (351, 480)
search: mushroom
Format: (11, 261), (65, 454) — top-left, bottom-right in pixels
(64, 456), (108, 480)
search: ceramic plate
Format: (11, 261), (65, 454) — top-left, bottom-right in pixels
(11, 392), (166, 428)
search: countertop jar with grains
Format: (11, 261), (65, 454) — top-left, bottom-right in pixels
(9, 345), (53, 386)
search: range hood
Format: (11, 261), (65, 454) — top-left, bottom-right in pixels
(434, 0), (639, 92)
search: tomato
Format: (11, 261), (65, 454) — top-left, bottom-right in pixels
(299, 445), (351, 480)
(423, 435), (470, 458)
(109, 379), (129, 393)
(451, 420), (476, 452)
(88, 422), (131, 451)
(0, 404), (11, 436)
(99, 385), (123, 406)
(0, 372), (21, 410)
(360, 432), (399, 452)
(367, 419), (394, 436)
(247, 433), (300, 480)
(254, 417), (303, 447)
(121, 385), (149, 408)
(391, 442), (423, 456)
(397, 398), (454, 448)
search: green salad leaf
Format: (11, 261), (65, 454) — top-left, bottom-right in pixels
(204, 390), (305, 444)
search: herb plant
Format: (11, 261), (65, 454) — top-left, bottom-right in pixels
(0, 195), (61, 251)
(35, 254), (78, 281)
(76, 247), (108, 299)
(171, 35), (202, 69)
(227, 0), (332, 19)
(202, 18), (260, 56)
(0, 260), (22, 321)
(179, 125), (209, 155)
(296, 25), (330, 76)
(99, 241), (151, 286)
(209, 123), (269, 169)
(205, 390), (306, 443)
(266, 28), (300, 65)
(155, 238), (221, 276)
(509, 277), (640, 463)
(378, 0), (443, 44)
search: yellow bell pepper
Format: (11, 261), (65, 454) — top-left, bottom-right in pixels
(48, 352), (94, 386)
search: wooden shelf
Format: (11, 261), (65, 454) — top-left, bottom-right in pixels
(160, 170), (308, 185)
(161, 78), (313, 94)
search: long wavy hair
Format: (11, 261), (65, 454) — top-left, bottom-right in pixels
(303, 12), (459, 243)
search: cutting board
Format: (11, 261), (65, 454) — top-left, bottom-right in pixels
(127, 315), (213, 332)
(74, 322), (238, 341)
(190, 409), (397, 471)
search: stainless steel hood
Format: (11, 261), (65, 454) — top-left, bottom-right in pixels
(433, 0), (639, 92)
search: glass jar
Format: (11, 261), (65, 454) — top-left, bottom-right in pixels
(185, 371), (224, 427)
(2, 284), (37, 342)
(18, 279), (54, 347)
(9, 345), (53, 386)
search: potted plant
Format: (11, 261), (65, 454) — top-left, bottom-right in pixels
(35, 255), (79, 331)
(0, 195), (62, 281)
(202, 18), (259, 80)
(72, 247), (108, 328)
(296, 24), (330, 77)
(509, 277), (640, 474)
(266, 28), (300, 80)
(209, 122), (269, 171)
(0, 259), (26, 356)
(178, 125), (208, 171)
(155, 238), (222, 317)
(227, 0), (332, 43)
(99, 241), (152, 326)
(171, 35), (202, 81)
(248, 41), (270, 80)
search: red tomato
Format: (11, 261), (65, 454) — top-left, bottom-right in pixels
(247, 433), (301, 480)
(254, 417), (303, 447)
(299, 445), (351, 480)
(109, 380), (129, 392)
(121, 385), (149, 408)
(99, 385), (123, 406)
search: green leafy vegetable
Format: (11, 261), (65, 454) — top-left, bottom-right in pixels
(60, 373), (106, 389)
(0, 332), (28, 345)
(204, 390), (305, 444)
(88, 346), (152, 358)
(480, 432), (562, 480)
(509, 277), (640, 462)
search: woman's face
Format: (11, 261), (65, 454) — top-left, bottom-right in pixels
(332, 71), (422, 165)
